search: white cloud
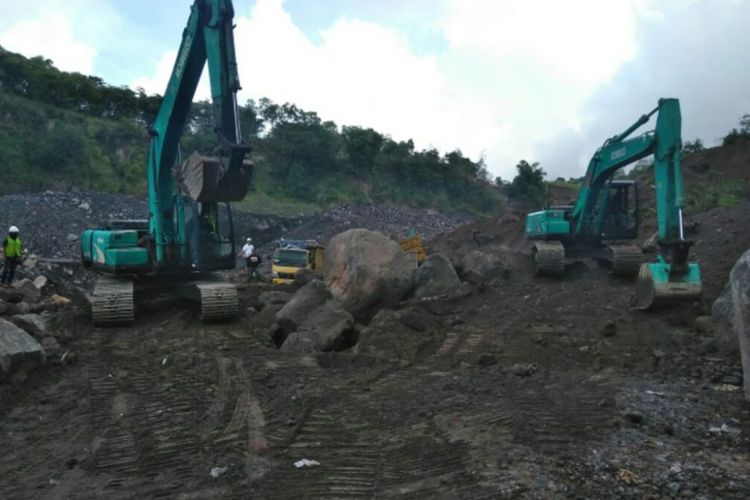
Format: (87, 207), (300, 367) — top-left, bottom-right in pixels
(0, 13), (95, 74)
(227, 0), (642, 178)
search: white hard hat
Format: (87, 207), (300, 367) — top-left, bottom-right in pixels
(8, 226), (18, 233)
(247, 237), (252, 242)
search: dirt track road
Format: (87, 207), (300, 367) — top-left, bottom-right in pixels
(1, 272), (750, 499)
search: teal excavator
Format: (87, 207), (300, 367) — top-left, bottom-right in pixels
(525, 98), (702, 309)
(81, 0), (251, 325)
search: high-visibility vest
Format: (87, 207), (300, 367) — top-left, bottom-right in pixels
(4, 237), (21, 258)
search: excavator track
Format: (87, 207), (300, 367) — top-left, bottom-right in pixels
(609, 245), (643, 276)
(91, 276), (135, 326)
(533, 241), (565, 276)
(196, 281), (239, 322)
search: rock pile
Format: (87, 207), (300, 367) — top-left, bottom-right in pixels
(0, 274), (75, 379)
(266, 228), (466, 357)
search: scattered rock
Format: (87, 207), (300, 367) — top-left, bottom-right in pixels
(33, 275), (48, 290)
(602, 320), (617, 337)
(12, 278), (41, 303)
(0, 286), (24, 304)
(9, 313), (50, 338)
(66, 234), (79, 241)
(0, 318), (45, 377)
(510, 362), (538, 377)
(255, 291), (292, 311)
(414, 254), (461, 299)
(694, 315), (713, 334)
(324, 229), (416, 320)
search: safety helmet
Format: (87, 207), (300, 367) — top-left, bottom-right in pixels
(8, 226), (19, 234)
(246, 237), (252, 242)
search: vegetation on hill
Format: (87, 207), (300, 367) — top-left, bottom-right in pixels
(0, 46), (501, 215)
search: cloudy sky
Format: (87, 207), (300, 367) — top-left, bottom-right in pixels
(1, 0), (749, 180)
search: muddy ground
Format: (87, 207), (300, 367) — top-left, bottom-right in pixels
(1, 252), (748, 499)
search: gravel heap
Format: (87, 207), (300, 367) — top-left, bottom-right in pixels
(273, 203), (474, 251)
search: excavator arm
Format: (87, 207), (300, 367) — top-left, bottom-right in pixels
(148, 0), (250, 265)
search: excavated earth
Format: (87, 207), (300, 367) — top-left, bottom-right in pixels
(1, 167), (750, 497)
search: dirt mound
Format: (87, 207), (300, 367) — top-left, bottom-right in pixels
(426, 212), (530, 282)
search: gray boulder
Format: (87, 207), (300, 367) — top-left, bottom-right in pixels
(0, 287), (23, 304)
(273, 280), (355, 353)
(712, 283), (739, 353)
(9, 313), (50, 339)
(324, 229), (415, 320)
(294, 268), (322, 286)
(13, 278), (41, 303)
(414, 254), (461, 299)
(255, 291), (292, 311)
(458, 245), (513, 284)
(712, 249), (750, 401)
(0, 318), (45, 377)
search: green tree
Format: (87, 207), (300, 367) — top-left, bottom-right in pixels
(683, 138), (705, 154)
(505, 160), (546, 206)
(722, 114), (750, 146)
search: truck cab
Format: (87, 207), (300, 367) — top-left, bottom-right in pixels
(271, 239), (324, 284)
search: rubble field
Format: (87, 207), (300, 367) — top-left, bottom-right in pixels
(1, 182), (750, 498)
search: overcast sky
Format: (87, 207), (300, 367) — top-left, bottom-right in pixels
(1, 0), (749, 180)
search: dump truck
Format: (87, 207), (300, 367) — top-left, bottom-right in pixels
(271, 239), (325, 284)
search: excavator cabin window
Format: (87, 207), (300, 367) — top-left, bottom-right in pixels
(601, 181), (639, 240)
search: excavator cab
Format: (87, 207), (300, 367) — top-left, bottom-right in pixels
(183, 200), (236, 271)
(599, 180), (639, 240)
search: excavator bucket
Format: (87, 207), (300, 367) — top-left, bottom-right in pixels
(634, 262), (702, 309)
(173, 152), (252, 203)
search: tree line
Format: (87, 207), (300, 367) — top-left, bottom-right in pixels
(0, 45), (501, 214)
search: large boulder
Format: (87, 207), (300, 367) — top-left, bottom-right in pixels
(324, 229), (415, 320)
(712, 249), (750, 400)
(0, 318), (45, 377)
(457, 245), (514, 284)
(414, 254), (461, 299)
(272, 280), (355, 353)
(255, 291), (292, 311)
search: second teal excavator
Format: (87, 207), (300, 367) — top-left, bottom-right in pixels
(525, 98), (702, 309)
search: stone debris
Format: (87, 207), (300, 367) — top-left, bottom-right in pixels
(0, 318), (45, 376)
